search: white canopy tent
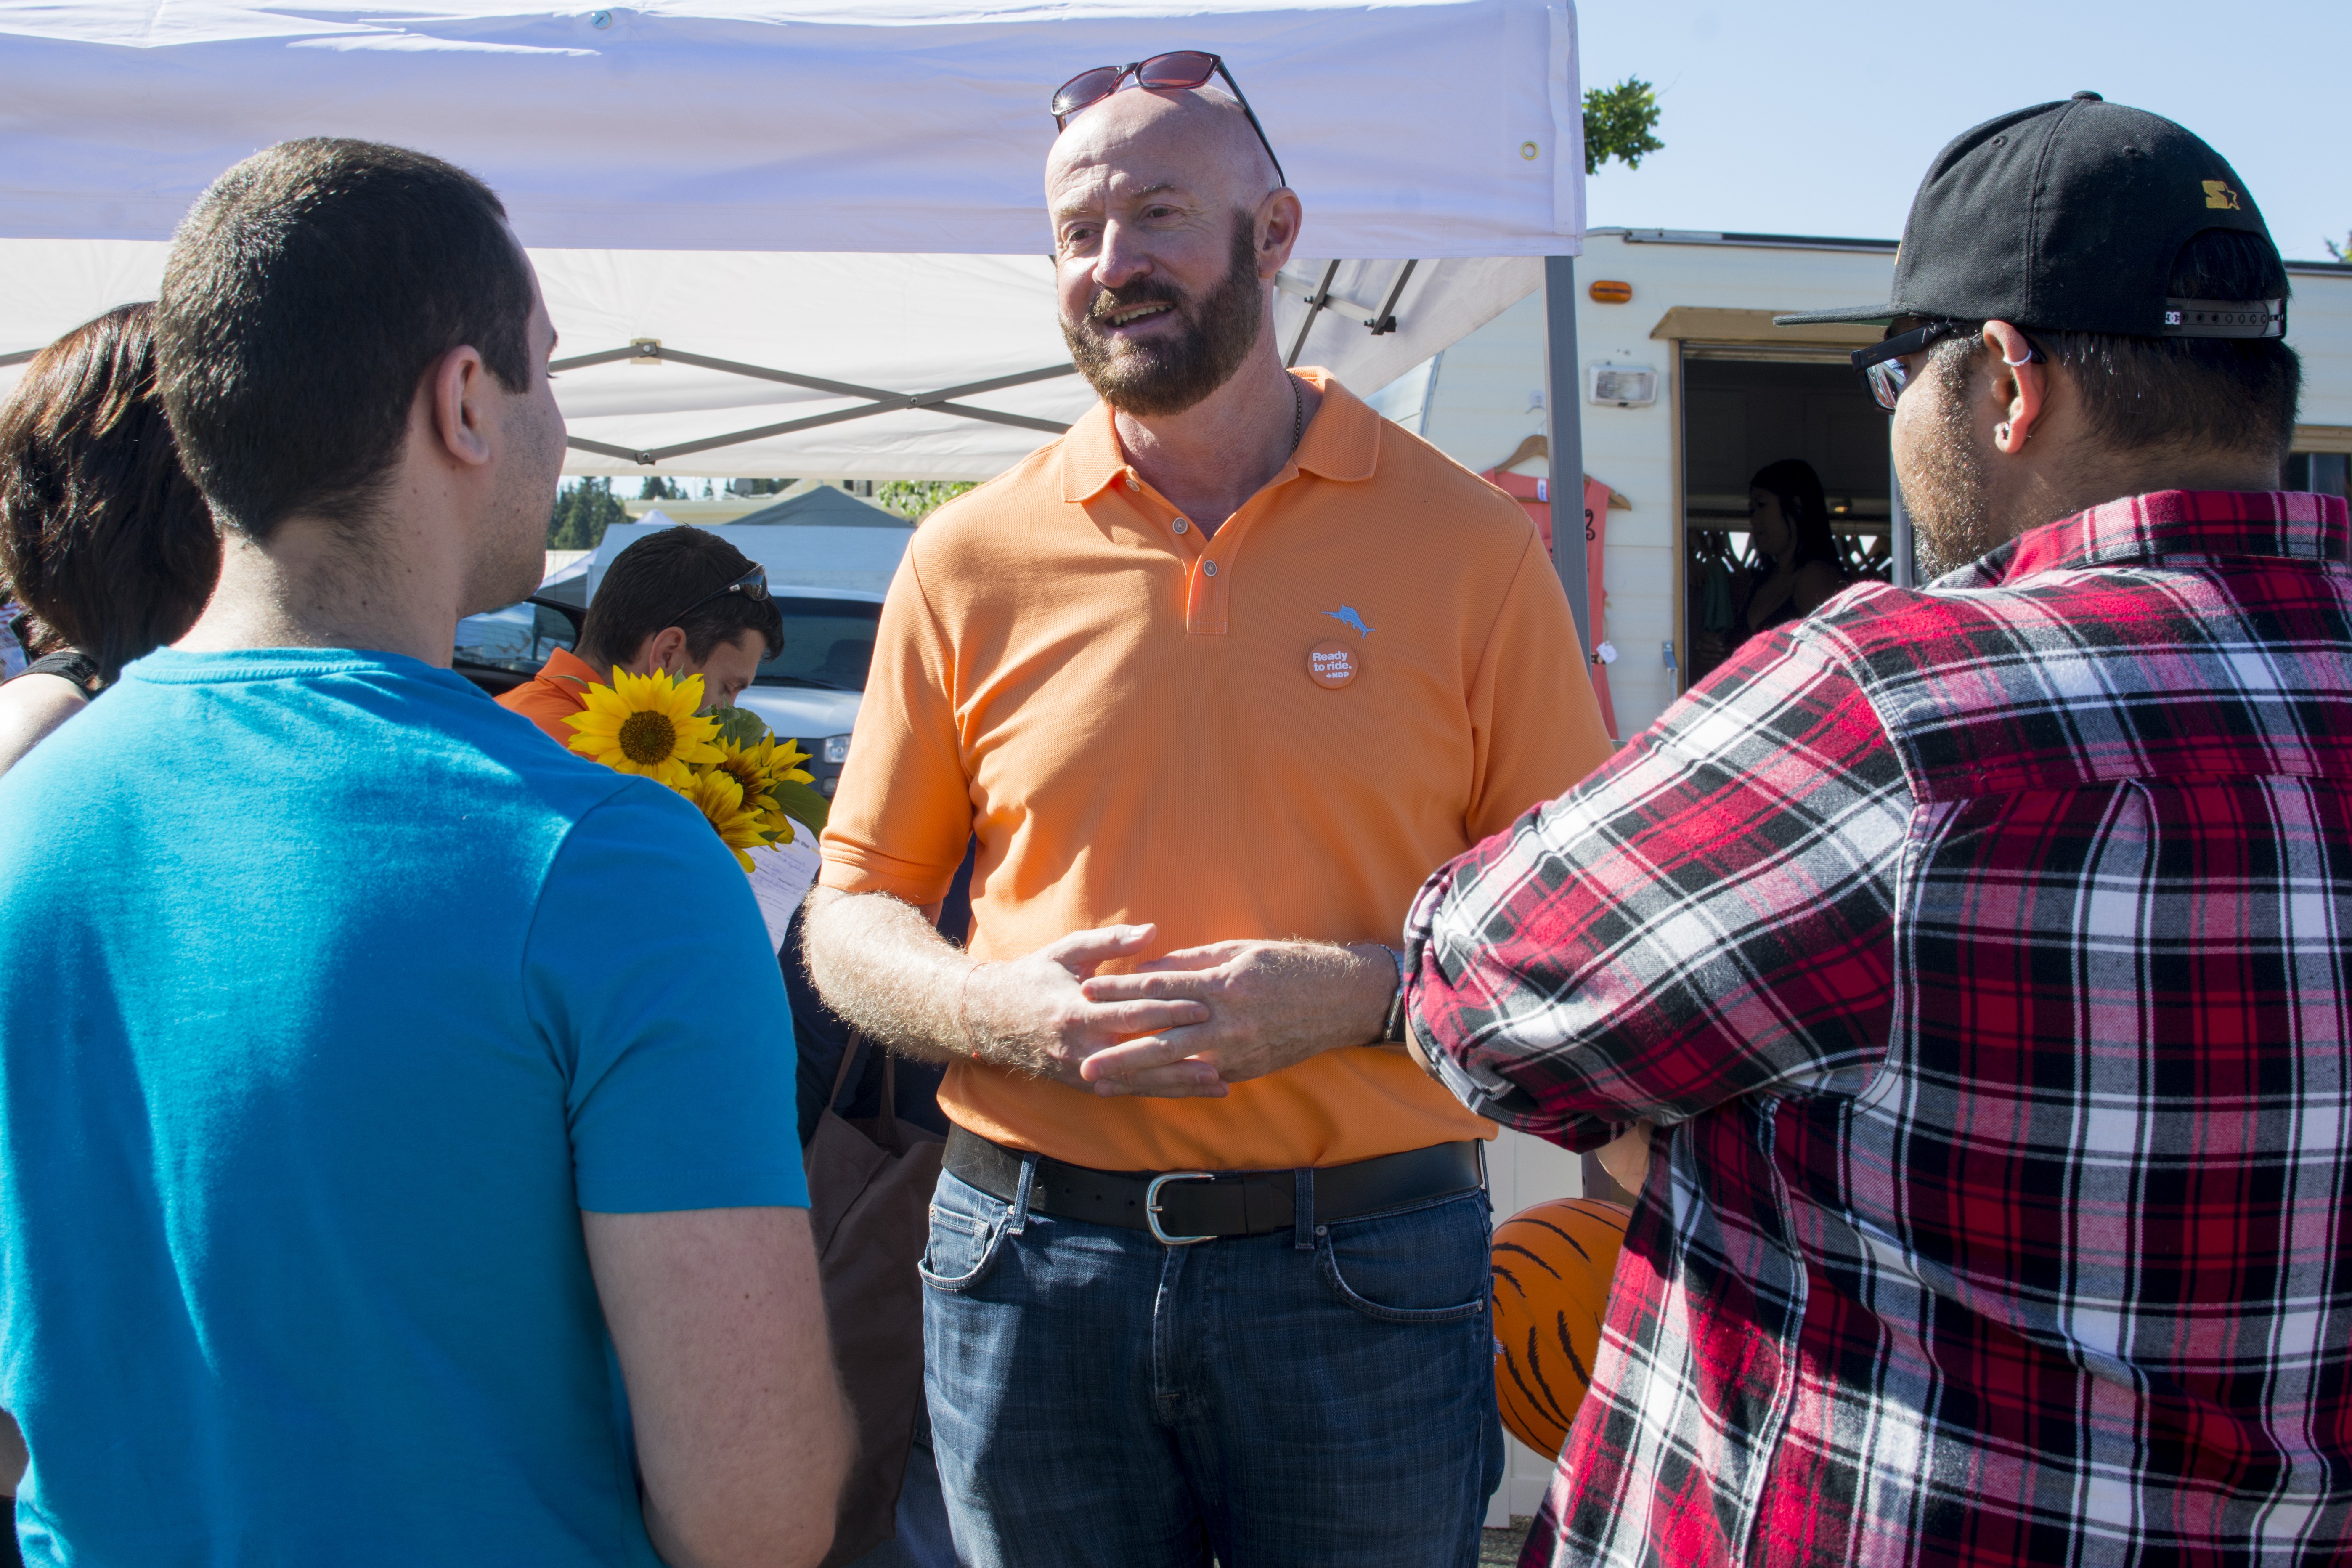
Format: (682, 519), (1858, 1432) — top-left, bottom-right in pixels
(0, 0), (1583, 480)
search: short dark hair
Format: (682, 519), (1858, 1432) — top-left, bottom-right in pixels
(579, 526), (784, 670)
(1940, 228), (2302, 462)
(0, 304), (221, 681)
(156, 138), (536, 541)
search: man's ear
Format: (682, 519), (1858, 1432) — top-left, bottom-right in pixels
(643, 626), (691, 675)
(426, 345), (495, 470)
(1981, 321), (2048, 456)
(1255, 188), (1302, 279)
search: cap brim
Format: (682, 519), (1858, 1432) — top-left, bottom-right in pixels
(1772, 302), (1900, 327)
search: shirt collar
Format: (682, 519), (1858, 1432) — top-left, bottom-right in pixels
(2001, 489), (2352, 581)
(535, 644), (605, 701)
(1058, 366), (1380, 503)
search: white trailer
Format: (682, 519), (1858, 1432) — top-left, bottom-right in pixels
(1389, 229), (2352, 745)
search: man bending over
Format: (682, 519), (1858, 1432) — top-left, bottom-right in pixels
(502, 523), (781, 745)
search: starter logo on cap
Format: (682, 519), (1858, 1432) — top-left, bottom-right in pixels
(1308, 639), (1358, 688)
(2203, 180), (2241, 210)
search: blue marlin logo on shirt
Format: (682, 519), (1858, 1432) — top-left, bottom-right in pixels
(1322, 606), (1374, 638)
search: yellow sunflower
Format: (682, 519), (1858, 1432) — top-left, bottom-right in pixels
(564, 669), (723, 789)
(769, 736), (815, 787)
(711, 736), (785, 817)
(709, 734), (817, 846)
(678, 765), (768, 873)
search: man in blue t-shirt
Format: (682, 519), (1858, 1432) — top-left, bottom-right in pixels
(0, 138), (849, 1566)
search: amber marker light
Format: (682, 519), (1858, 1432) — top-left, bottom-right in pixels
(1588, 280), (1633, 304)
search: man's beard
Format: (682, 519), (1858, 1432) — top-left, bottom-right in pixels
(1062, 217), (1264, 417)
(1902, 348), (2007, 580)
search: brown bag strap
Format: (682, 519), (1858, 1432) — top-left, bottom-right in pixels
(829, 1031), (866, 1108)
(876, 1053), (899, 1149)
(832, 1031), (904, 1153)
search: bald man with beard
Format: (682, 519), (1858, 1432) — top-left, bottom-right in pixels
(803, 74), (1613, 1568)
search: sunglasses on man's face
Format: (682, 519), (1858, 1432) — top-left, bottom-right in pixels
(1852, 320), (2044, 412)
(1050, 51), (1287, 190)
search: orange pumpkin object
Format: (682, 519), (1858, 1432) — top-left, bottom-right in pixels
(1490, 1197), (1631, 1459)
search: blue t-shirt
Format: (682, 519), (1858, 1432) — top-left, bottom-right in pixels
(0, 648), (806, 1566)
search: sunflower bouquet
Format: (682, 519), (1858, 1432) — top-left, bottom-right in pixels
(562, 668), (816, 872)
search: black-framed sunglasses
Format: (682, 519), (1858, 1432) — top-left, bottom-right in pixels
(1051, 51), (1287, 189)
(1852, 320), (2043, 412)
(669, 564), (769, 624)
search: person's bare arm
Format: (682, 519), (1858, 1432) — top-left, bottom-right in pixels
(0, 674), (87, 778)
(800, 886), (1223, 1098)
(583, 1207), (850, 1568)
(1073, 939), (1397, 1089)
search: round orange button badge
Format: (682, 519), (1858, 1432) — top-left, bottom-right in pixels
(1308, 639), (1358, 688)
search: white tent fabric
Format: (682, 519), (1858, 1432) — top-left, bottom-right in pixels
(0, 0), (1579, 479)
(0, 0), (1582, 256)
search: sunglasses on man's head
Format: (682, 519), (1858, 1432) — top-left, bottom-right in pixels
(669, 564), (769, 625)
(1050, 51), (1287, 190)
(1851, 320), (2044, 412)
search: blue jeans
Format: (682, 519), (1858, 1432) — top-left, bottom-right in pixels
(920, 1162), (1503, 1568)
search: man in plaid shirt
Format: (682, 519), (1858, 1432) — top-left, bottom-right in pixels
(1405, 97), (2352, 1565)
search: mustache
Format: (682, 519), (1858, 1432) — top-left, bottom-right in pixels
(1083, 279), (1188, 324)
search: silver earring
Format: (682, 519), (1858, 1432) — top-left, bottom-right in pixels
(1996, 423), (2010, 442)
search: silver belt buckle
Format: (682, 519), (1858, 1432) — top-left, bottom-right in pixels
(1145, 1171), (1217, 1246)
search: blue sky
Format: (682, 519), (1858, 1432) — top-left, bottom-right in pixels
(1577, 0), (2350, 263)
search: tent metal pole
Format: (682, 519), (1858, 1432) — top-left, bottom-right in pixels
(1365, 259), (1416, 334)
(566, 388), (1071, 467)
(550, 351), (1079, 464)
(1541, 254), (1589, 651)
(1284, 260), (1340, 369)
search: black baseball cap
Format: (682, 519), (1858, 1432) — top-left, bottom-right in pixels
(1777, 93), (2285, 339)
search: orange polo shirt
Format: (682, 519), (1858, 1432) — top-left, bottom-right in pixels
(496, 645), (603, 747)
(820, 370), (1612, 1172)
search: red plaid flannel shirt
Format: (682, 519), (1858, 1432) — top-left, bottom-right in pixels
(1406, 490), (2352, 1566)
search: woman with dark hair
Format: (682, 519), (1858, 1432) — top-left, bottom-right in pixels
(1737, 456), (1846, 640)
(0, 303), (219, 775)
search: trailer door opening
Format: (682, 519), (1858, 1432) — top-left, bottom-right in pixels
(1679, 351), (1896, 692)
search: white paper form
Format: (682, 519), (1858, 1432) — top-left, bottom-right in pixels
(746, 819), (822, 951)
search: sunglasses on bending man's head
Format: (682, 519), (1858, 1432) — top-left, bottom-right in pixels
(1050, 51), (1287, 190)
(1851, 320), (2044, 413)
(669, 564), (769, 625)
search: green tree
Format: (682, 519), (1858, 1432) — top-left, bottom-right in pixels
(2328, 233), (2349, 263)
(1584, 77), (1665, 175)
(547, 476), (629, 550)
(876, 480), (978, 523)
(638, 476), (684, 501)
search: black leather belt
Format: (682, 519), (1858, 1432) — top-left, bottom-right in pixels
(944, 1125), (1484, 1245)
